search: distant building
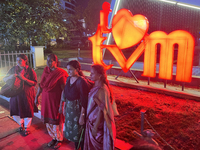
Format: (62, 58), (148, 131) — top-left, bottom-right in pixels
(108, 0), (200, 44)
(60, 0), (76, 24)
(59, 0), (88, 47)
(60, 0), (76, 15)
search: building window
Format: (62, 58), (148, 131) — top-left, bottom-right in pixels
(65, 3), (75, 10)
(66, 9), (75, 14)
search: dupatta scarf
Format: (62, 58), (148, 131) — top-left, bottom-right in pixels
(85, 84), (116, 150)
(40, 66), (68, 92)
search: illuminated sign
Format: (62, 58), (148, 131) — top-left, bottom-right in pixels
(89, 2), (194, 82)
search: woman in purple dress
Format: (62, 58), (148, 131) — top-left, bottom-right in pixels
(84, 64), (116, 150)
(3, 54), (37, 136)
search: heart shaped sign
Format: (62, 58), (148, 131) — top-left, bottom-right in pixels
(112, 9), (149, 49)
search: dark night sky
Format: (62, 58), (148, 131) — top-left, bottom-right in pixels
(76, 0), (89, 9)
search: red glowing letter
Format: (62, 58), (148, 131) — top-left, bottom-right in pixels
(90, 2), (195, 82)
(143, 30), (194, 82)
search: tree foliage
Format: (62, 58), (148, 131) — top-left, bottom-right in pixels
(0, 0), (68, 48)
(83, 0), (111, 33)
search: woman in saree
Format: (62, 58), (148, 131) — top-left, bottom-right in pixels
(59, 60), (90, 150)
(3, 54), (37, 136)
(84, 64), (116, 150)
(35, 54), (68, 149)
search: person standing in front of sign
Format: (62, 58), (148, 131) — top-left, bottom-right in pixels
(59, 60), (90, 150)
(83, 64), (117, 150)
(3, 54), (37, 136)
(35, 54), (68, 149)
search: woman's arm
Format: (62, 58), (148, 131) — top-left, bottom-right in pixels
(59, 101), (66, 115)
(23, 78), (35, 86)
(78, 78), (89, 125)
(59, 90), (66, 116)
(18, 73), (35, 86)
(35, 85), (43, 105)
(18, 69), (37, 86)
(79, 107), (86, 125)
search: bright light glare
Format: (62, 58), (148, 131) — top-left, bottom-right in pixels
(114, 0), (121, 15)
(158, 0), (200, 9)
(177, 3), (200, 9)
(106, 0), (121, 45)
(158, 0), (176, 4)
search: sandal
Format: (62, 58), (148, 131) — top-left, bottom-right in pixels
(54, 141), (62, 149)
(18, 127), (24, 132)
(47, 139), (57, 147)
(18, 123), (24, 132)
(23, 128), (31, 136)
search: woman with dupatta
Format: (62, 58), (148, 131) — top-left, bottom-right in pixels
(59, 60), (90, 150)
(3, 54), (37, 136)
(35, 54), (68, 149)
(84, 64), (117, 150)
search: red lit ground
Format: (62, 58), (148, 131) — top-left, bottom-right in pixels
(112, 85), (200, 150)
(34, 68), (200, 150)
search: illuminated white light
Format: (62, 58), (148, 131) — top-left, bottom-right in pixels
(106, 33), (111, 45)
(158, 0), (200, 9)
(158, 0), (176, 4)
(106, 0), (121, 46)
(114, 0), (121, 15)
(177, 3), (200, 9)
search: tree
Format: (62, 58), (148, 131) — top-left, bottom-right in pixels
(83, 0), (111, 33)
(0, 0), (68, 50)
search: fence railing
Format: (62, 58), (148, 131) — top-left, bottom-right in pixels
(0, 50), (35, 73)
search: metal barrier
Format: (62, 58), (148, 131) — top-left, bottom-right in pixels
(0, 50), (35, 74)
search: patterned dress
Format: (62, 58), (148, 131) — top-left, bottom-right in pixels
(63, 76), (89, 142)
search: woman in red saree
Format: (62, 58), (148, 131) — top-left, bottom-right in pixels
(35, 54), (68, 149)
(84, 64), (117, 150)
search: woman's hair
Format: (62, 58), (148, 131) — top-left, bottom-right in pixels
(91, 64), (113, 103)
(47, 53), (60, 67)
(17, 54), (28, 65)
(67, 60), (84, 76)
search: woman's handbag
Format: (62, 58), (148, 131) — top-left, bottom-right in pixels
(0, 77), (24, 97)
(0, 75), (24, 98)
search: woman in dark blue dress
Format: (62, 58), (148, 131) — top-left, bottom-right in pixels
(59, 60), (91, 150)
(3, 54), (37, 136)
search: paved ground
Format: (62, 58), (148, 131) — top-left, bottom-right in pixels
(0, 98), (75, 150)
(0, 98), (133, 150)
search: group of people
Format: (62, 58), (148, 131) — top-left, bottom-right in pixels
(3, 53), (118, 150)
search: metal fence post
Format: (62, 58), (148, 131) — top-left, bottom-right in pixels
(3, 51), (6, 68)
(0, 51), (2, 68)
(11, 51), (14, 67)
(140, 109), (146, 135)
(31, 47), (36, 69)
(8, 51), (10, 68)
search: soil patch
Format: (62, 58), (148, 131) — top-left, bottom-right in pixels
(113, 85), (200, 150)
